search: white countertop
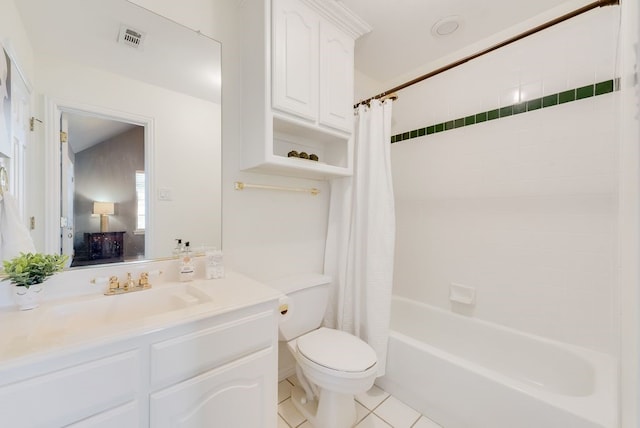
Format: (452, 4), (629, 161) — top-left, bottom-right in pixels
(0, 271), (283, 369)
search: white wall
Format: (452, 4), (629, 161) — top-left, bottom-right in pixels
(389, 7), (620, 354)
(0, 0), (34, 83)
(618, 0), (640, 424)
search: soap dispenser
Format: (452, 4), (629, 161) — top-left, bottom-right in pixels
(173, 238), (185, 257)
(179, 241), (195, 282)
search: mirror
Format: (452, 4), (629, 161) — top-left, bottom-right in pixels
(15, 0), (222, 266)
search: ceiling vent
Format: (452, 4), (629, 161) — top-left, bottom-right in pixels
(118, 24), (146, 49)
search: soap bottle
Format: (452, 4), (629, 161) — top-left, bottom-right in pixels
(179, 241), (195, 282)
(205, 248), (225, 279)
(173, 238), (185, 257)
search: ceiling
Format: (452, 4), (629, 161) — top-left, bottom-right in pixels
(341, 0), (594, 86)
(66, 115), (138, 154)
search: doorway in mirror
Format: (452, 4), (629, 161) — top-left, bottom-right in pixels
(61, 111), (146, 267)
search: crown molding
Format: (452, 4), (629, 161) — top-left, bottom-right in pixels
(301, 0), (371, 39)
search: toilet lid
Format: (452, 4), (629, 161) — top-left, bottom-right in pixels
(296, 328), (377, 373)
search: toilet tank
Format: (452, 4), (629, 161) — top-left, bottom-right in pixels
(266, 273), (331, 341)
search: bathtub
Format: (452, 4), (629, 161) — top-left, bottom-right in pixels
(376, 297), (618, 428)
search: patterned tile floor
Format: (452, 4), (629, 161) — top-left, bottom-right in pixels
(278, 376), (442, 428)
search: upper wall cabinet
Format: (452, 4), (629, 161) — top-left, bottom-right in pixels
(272, 0), (319, 122)
(241, 0), (370, 180)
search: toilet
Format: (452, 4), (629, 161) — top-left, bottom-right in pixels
(268, 274), (378, 428)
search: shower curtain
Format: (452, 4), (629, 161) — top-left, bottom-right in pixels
(324, 99), (395, 376)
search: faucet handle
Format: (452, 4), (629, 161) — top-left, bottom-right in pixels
(107, 276), (120, 294)
(138, 272), (151, 288)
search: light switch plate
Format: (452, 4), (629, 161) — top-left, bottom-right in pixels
(158, 188), (173, 201)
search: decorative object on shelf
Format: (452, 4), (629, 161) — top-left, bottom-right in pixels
(287, 150), (299, 158)
(299, 152), (309, 159)
(2, 252), (68, 310)
(93, 201), (115, 232)
(309, 154), (319, 161)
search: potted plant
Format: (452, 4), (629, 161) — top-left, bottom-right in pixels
(2, 252), (68, 310)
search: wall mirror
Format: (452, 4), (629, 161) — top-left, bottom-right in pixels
(15, 0), (222, 267)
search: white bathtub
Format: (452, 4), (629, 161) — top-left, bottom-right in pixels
(376, 297), (618, 428)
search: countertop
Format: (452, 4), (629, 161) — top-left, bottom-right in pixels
(0, 271), (283, 369)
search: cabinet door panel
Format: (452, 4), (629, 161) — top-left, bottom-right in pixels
(272, 0), (318, 121)
(150, 349), (276, 428)
(319, 22), (354, 132)
(66, 402), (139, 428)
(0, 350), (140, 428)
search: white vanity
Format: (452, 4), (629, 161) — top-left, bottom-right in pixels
(0, 269), (282, 428)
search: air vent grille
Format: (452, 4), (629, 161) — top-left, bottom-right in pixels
(118, 25), (146, 49)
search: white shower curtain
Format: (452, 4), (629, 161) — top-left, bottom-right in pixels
(324, 99), (395, 376)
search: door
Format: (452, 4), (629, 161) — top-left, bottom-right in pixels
(60, 112), (74, 265)
(150, 350), (276, 428)
(272, 0), (319, 121)
(319, 21), (354, 132)
(9, 60), (30, 217)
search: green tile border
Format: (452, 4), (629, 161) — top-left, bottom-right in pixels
(391, 78), (618, 144)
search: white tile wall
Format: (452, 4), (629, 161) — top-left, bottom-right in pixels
(389, 8), (620, 354)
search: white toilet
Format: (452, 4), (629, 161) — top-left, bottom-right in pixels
(268, 274), (378, 428)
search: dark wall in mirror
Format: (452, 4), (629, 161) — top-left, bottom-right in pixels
(71, 124), (145, 266)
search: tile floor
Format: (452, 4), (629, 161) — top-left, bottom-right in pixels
(278, 376), (443, 428)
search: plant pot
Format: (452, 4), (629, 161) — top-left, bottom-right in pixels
(13, 284), (43, 310)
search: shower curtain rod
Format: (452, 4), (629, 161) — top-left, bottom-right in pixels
(354, 0), (620, 109)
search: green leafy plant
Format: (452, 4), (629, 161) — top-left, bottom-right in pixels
(2, 253), (68, 288)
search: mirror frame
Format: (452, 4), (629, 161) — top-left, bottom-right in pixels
(43, 97), (155, 261)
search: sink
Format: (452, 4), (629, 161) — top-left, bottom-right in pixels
(34, 283), (213, 339)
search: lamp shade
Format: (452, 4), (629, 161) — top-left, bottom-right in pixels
(93, 201), (115, 216)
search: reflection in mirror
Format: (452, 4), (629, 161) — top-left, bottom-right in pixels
(64, 113), (145, 267)
(15, 0), (222, 268)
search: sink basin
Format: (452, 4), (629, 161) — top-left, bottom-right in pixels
(35, 283), (213, 339)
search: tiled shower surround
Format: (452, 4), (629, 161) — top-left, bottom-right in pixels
(391, 79), (618, 144)
(388, 6), (620, 355)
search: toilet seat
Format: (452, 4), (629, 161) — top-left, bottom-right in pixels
(296, 327), (377, 374)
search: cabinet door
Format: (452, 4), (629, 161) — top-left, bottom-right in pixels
(66, 402), (139, 428)
(272, 0), (319, 121)
(150, 349), (276, 428)
(319, 21), (355, 132)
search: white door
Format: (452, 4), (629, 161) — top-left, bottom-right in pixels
(319, 21), (354, 133)
(9, 61), (30, 218)
(272, 0), (319, 121)
(60, 112), (74, 265)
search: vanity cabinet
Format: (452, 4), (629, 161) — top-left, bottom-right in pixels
(0, 300), (279, 428)
(241, 0), (369, 179)
(150, 350), (273, 427)
(0, 349), (142, 428)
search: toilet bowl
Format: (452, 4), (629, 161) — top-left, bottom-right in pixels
(288, 328), (378, 428)
(267, 274), (378, 428)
